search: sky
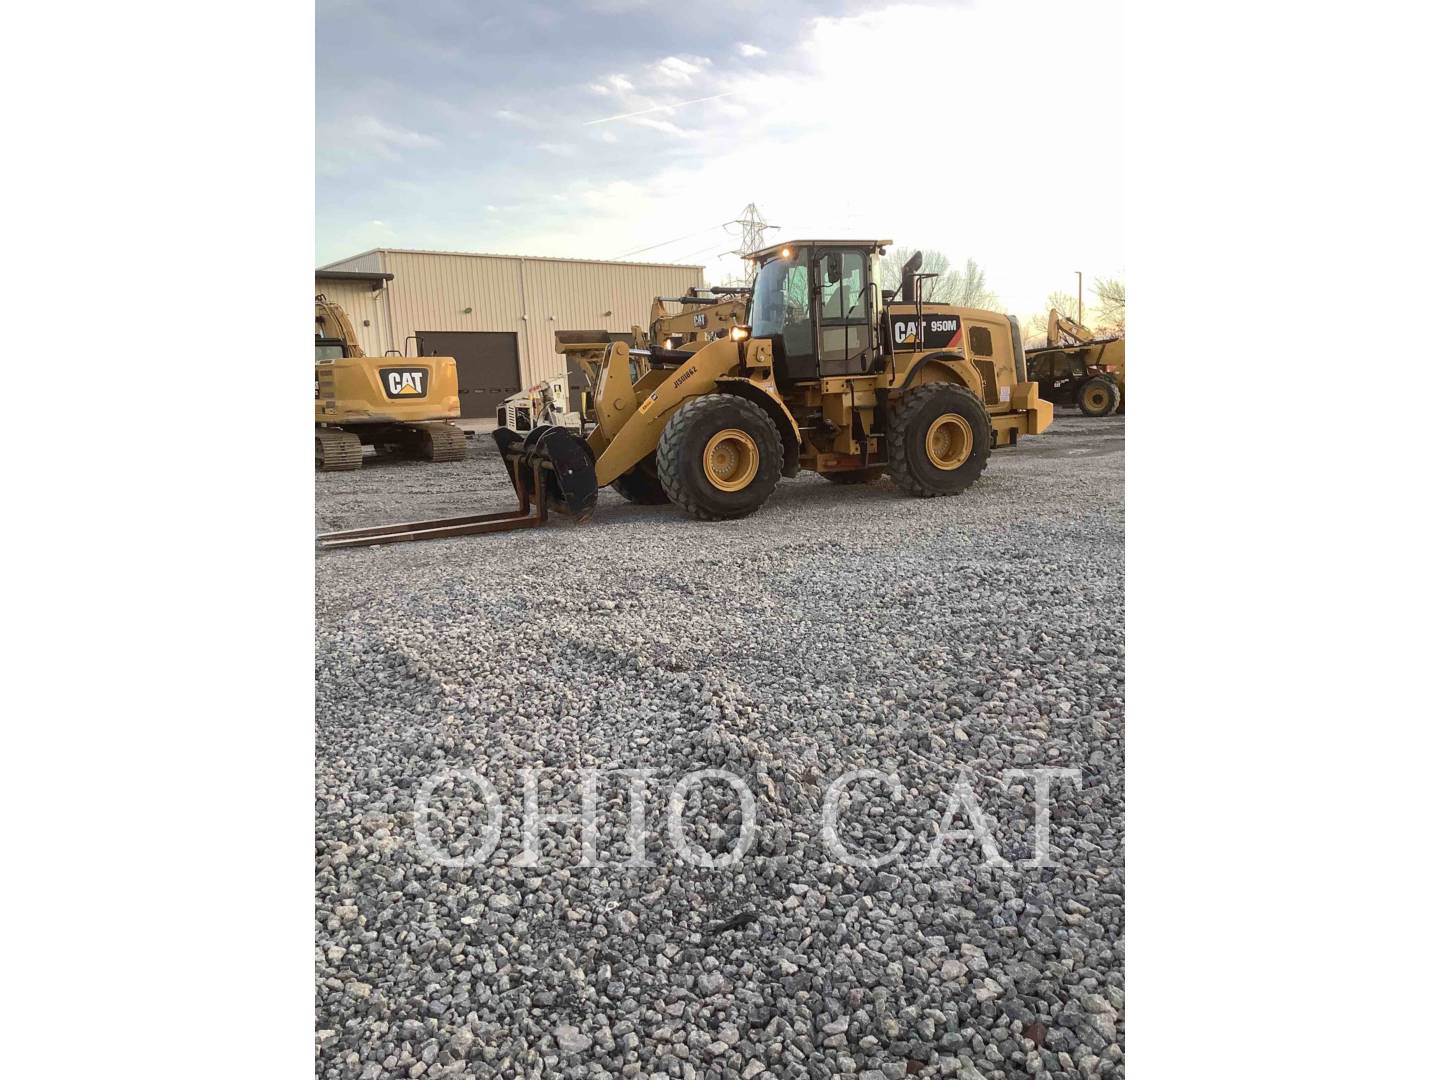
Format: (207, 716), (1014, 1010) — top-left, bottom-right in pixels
(317, 0), (1122, 318)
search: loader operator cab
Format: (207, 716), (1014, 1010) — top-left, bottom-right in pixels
(749, 240), (886, 383)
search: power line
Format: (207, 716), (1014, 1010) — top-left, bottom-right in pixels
(669, 240), (737, 263)
(611, 222), (729, 260)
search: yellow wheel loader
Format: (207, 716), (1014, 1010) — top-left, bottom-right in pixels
(314, 295), (467, 470)
(1024, 310), (1125, 417)
(317, 241), (1052, 548)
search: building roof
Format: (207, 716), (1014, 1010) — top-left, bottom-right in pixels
(317, 247), (705, 272)
(315, 268), (394, 286)
(747, 239), (894, 261)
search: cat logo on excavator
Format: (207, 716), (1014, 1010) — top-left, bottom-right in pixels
(381, 369), (428, 398)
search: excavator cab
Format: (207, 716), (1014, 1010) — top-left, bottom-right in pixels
(315, 337), (347, 362)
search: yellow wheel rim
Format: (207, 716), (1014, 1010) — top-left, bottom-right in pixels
(703, 428), (759, 491)
(925, 413), (973, 470)
(1086, 385), (1110, 410)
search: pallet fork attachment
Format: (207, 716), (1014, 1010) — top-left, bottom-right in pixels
(314, 427), (598, 549)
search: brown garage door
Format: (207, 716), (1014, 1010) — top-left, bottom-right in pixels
(415, 331), (521, 419)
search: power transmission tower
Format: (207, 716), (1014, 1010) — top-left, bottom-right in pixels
(724, 203), (779, 285)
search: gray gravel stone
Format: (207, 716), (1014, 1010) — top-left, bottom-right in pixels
(554, 1024), (591, 1054)
(315, 415), (1125, 1079)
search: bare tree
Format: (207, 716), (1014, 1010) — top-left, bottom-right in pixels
(878, 247), (999, 308)
(1091, 276), (1125, 330)
(953, 257), (1000, 309)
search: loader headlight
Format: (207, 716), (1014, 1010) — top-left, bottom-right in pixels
(730, 324), (751, 342)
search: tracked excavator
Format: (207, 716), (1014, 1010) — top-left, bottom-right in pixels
(314, 295), (468, 470)
(1024, 310), (1125, 416)
(317, 242), (1053, 548)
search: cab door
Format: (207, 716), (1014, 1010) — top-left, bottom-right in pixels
(815, 248), (873, 377)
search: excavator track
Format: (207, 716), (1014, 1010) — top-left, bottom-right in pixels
(413, 422), (467, 463)
(316, 429), (363, 471)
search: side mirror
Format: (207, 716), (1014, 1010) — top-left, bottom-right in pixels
(825, 253), (841, 285)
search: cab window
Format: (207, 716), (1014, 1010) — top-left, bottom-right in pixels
(819, 251), (865, 322)
(968, 326), (993, 357)
(818, 249), (869, 369)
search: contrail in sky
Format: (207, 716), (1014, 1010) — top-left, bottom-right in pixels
(585, 91), (735, 126)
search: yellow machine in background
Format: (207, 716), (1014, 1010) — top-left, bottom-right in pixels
(314, 295), (467, 470)
(319, 239), (1053, 547)
(1025, 310), (1125, 416)
(641, 285), (751, 349)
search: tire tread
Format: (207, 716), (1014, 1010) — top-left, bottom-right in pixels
(657, 394), (783, 520)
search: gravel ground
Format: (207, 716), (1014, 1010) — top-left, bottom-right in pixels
(315, 413), (1124, 1080)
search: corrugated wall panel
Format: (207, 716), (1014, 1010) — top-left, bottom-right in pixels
(378, 252), (703, 385)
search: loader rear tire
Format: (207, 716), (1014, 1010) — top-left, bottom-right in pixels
(658, 394), (782, 520)
(821, 467), (885, 484)
(1076, 376), (1120, 417)
(886, 382), (992, 498)
(612, 453), (670, 505)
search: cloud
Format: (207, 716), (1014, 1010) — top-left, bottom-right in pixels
(493, 108), (540, 128)
(316, 0), (1124, 315)
(627, 116), (694, 138)
(588, 74), (635, 95)
(318, 114), (440, 169)
(349, 116), (438, 150)
(652, 55), (710, 85)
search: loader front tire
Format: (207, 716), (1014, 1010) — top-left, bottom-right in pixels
(886, 382), (992, 498)
(658, 394), (782, 520)
(1076, 376), (1120, 417)
(612, 453), (670, 505)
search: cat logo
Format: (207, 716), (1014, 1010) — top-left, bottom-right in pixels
(380, 368), (427, 399)
(888, 314), (965, 350)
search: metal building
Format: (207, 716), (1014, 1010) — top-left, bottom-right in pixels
(316, 249), (703, 420)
